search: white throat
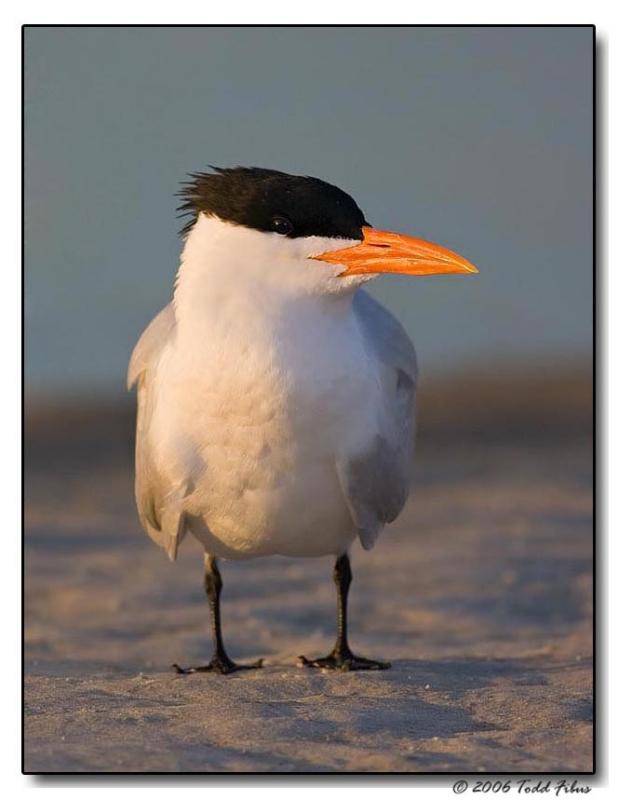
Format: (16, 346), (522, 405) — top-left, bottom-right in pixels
(173, 215), (370, 338)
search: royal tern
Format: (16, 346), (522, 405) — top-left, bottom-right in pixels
(128, 167), (477, 673)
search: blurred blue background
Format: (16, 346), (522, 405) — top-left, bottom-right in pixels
(24, 26), (593, 399)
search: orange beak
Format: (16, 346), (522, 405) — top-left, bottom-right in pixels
(311, 226), (478, 277)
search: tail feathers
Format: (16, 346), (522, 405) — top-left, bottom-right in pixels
(357, 522), (384, 551)
(141, 508), (187, 562)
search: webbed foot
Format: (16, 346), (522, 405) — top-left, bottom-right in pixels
(297, 649), (390, 671)
(172, 656), (263, 675)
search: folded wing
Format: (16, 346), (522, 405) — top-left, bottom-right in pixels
(128, 305), (187, 560)
(338, 290), (418, 550)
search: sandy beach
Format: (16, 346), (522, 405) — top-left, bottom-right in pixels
(24, 368), (593, 773)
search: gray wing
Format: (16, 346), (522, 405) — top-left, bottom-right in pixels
(338, 290), (418, 551)
(127, 303), (176, 390)
(128, 304), (187, 560)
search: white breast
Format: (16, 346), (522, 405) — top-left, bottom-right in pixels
(150, 297), (380, 560)
(146, 214), (384, 559)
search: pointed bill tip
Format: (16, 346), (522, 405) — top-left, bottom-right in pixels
(313, 225), (479, 277)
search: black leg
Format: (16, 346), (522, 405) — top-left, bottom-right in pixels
(298, 553), (391, 671)
(172, 556), (263, 675)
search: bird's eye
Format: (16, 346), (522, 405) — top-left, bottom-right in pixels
(272, 216), (293, 235)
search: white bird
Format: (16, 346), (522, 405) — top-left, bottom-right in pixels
(128, 167), (477, 673)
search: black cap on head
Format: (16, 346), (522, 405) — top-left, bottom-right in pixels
(178, 166), (368, 240)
